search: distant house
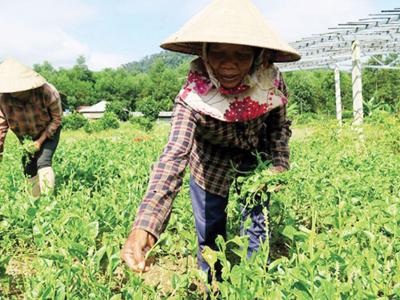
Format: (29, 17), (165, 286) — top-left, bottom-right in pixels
(129, 111), (173, 123)
(78, 101), (107, 119)
(158, 111), (173, 123)
(76, 105), (90, 112)
(129, 112), (144, 118)
(76, 101), (173, 122)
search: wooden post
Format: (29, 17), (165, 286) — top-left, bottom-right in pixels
(351, 40), (363, 125)
(334, 65), (342, 126)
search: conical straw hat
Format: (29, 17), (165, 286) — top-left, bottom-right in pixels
(161, 0), (301, 62)
(0, 58), (47, 93)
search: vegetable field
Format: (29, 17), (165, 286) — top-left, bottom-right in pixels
(1, 116), (399, 299)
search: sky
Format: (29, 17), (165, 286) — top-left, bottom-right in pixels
(0, 0), (398, 70)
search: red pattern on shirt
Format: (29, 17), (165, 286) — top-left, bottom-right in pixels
(186, 71), (213, 95)
(224, 96), (268, 122)
(218, 84), (250, 95)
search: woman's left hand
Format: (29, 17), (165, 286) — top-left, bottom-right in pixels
(34, 132), (47, 151)
(269, 166), (286, 174)
(33, 141), (42, 151)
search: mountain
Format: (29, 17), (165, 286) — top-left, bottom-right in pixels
(123, 51), (192, 73)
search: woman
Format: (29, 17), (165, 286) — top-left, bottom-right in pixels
(0, 58), (62, 196)
(121, 0), (300, 280)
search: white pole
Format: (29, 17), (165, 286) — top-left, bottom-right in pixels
(351, 40), (363, 126)
(334, 65), (342, 126)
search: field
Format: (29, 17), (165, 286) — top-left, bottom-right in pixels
(1, 115), (399, 299)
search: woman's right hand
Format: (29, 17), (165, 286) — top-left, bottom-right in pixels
(120, 229), (156, 272)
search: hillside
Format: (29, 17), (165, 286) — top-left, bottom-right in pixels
(123, 51), (192, 73)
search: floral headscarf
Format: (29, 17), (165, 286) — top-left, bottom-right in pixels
(178, 44), (288, 122)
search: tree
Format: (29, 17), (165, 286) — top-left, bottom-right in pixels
(363, 55), (400, 113)
(33, 61), (56, 81)
(30, 51), (399, 117)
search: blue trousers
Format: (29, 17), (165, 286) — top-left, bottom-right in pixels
(190, 176), (269, 282)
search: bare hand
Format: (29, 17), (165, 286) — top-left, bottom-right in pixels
(121, 229), (156, 273)
(33, 141), (42, 151)
(34, 132), (47, 152)
(270, 166), (286, 174)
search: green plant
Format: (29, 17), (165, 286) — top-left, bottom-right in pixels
(130, 116), (154, 131)
(83, 121), (96, 134)
(1, 115), (399, 299)
(21, 137), (37, 155)
(286, 102), (299, 120)
(83, 113), (120, 134)
(62, 112), (89, 130)
(135, 96), (166, 122)
(100, 112), (120, 130)
(106, 101), (130, 121)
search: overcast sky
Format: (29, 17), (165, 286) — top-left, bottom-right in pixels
(0, 0), (398, 70)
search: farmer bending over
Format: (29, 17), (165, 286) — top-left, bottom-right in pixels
(121, 0), (301, 282)
(0, 58), (62, 197)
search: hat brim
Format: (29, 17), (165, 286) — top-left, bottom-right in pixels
(0, 58), (47, 93)
(159, 0), (301, 63)
(0, 80), (46, 93)
(160, 41), (301, 63)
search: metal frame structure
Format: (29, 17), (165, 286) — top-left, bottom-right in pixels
(278, 8), (400, 125)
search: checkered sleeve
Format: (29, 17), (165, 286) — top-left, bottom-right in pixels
(265, 73), (292, 170)
(132, 101), (197, 239)
(277, 71), (289, 98)
(0, 105), (9, 154)
(43, 84), (62, 138)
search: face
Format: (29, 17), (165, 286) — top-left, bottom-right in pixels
(207, 43), (255, 89)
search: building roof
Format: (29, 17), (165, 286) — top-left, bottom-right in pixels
(159, 111), (173, 117)
(79, 101), (107, 113)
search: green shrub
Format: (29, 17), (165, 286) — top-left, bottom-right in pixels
(106, 101), (129, 121)
(292, 112), (320, 125)
(84, 121), (105, 133)
(342, 110), (353, 119)
(83, 121), (97, 133)
(84, 112), (120, 134)
(366, 110), (395, 125)
(130, 116), (154, 131)
(62, 112), (88, 130)
(83, 122), (94, 134)
(135, 96), (163, 121)
(100, 112), (120, 129)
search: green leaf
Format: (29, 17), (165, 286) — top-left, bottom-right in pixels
(292, 281), (312, 299)
(40, 253), (65, 262)
(0, 255), (10, 276)
(86, 221), (99, 240)
(227, 236), (244, 247)
(202, 246), (218, 267)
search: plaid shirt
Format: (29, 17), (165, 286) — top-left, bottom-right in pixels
(0, 83), (62, 153)
(133, 79), (291, 239)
